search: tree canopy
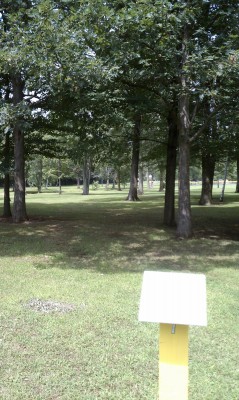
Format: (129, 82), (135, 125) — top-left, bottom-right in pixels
(0, 0), (239, 236)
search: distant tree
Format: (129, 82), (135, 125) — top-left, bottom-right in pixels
(82, 155), (91, 195)
(27, 156), (43, 193)
(125, 115), (141, 201)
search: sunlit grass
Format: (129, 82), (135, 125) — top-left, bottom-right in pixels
(0, 183), (238, 399)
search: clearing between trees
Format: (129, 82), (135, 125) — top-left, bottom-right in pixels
(0, 186), (238, 400)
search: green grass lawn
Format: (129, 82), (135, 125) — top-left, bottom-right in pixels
(0, 184), (238, 399)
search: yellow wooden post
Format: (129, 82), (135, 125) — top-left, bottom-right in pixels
(159, 323), (189, 400)
(138, 271), (207, 400)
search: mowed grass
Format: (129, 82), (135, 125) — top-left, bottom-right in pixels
(0, 184), (238, 400)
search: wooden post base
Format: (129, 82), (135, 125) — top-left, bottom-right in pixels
(159, 323), (189, 400)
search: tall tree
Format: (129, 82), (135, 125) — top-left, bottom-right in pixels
(163, 106), (178, 226)
(0, 77), (13, 217)
(11, 73), (28, 221)
(175, 0), (239, 237)
(126, 114), (141, 201)
(1, 3), (27, 221)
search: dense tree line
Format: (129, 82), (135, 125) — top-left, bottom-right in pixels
(0, 0), (239, 237)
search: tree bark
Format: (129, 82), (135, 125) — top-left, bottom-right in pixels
(158, 165), (165, 192)
(2, 132), (12, 218)
(76, 177), (80, 188)
(36, 157), (43, 193)
(112, 177), (116, 189)
(12, 73), (28, 223)
(82, 156), (90, 195)
(2, 80), (12, 218)
(3, 172), (12, 218)
(219, 157), (229, 202)
(163, 108), (178, 226)
(199, 153), (215, 205)
(126, 114), (141, 201)
(146, 167), (150, 189)
(177, 25), (192, 238)
(117, 168), (122, 191)
(138, 164), (144, 195)
(58, 159), (62, 194)
(235, 155), (239, 193)
(177, 131), (192, 238)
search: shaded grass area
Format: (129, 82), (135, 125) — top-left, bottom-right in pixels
(0, 186), (238, 399)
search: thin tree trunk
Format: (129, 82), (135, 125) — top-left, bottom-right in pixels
(158, 165), (165, 192)
(177, 26), (192, 238)
(82, 156), (90, 195)
(235, 155), (239, 193)
(199, 98), (216, 205)
(2, 133), (12, 218)
(112, 176), (115, 189)
(37, 157), (43, 193)
(2, 81), (12, 218)
(126, 114), (141, 201)
(199, 153), (215, 205)
(138, 164), (144, 195)
(163, 108), (178, 226)
(117, 169), (122, 191)
(3, 172), (12, 218)
(219, 157), (229, 202)
(146, 167), (150, 189)
(177, 134), (192, 237)
(105, 167), (110, 189)
(58, 159), (62, 194)
(12, 73), (28, 223)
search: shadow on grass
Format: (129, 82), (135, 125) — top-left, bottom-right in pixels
(0, 196), (239, 275)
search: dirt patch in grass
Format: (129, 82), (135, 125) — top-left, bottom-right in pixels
(22, 299), (77, 313)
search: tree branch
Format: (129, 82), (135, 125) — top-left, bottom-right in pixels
(189, 105), (224, 143)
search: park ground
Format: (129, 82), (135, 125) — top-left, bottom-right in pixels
(0, 184), (238, 399)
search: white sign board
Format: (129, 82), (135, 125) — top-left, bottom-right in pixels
(138, 271), (207, 326)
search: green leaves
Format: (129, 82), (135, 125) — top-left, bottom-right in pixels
(0, 0), (238, 185)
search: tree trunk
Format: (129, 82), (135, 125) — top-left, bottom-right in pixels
(219, 157), (229, 202)
(82, 156), (90, 195)
(112, 176), (115, 190)
(199, 97), (216, 205)
(158, 165), (165, 192)
(2, 80), (12, 218)
(3, 172), (12, 218)
(177, 26), (192, 238)
(58, 159), (62, 194)
(146, 167), (150, 189)
(126, 114), (141, 201)
(37, 157), (43, 193)
(163, 108), (178, 226)
(2, 133), (12, 218)
(199, 153), (215, 205)
(105, 167), (110, 190)
(12, 73), (28, 223)
(177, 133), (192, 238)
(236, 155), (239, 193)
(138, 164), (144, 195)
(117, 169), (122, 191)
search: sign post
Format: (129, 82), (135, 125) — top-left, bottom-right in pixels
(138, 271), (207, 400)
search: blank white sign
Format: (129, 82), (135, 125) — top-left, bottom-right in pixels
(138, 271), (207, 326)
